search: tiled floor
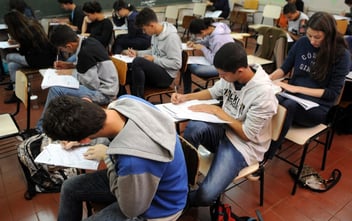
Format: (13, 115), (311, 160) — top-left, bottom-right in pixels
(1, 35), (352, 221)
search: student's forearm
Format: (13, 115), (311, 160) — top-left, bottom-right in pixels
(214, 110), (248, 141)
(184, 89), (212, 101)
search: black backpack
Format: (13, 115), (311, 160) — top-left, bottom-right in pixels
(17, 133), (78, 200)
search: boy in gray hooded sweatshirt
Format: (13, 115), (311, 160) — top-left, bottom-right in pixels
(123, 7), (182, 98)
(42, 95), (188, 220)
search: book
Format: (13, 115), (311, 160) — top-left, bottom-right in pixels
(279, 92), (319, 110)
(34, 144), (99, 170)
(41, 68), (79, 89)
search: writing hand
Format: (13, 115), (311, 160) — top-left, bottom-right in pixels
(126, 48), (137, 57)
(171, 92), (187, 104)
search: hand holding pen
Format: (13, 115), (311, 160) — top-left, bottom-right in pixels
(126, 48), (137, 57)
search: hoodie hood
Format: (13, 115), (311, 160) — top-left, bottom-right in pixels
(106, 96), (177, 162)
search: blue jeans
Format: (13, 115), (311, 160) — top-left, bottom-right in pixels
(6, 53), (28, 88)
(183, 64), (218, 94)
(58, 169), (144, 221)
(36, 85), (111, 132)
(184, 121), (248, 206)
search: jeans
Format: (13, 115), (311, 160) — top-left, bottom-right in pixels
(183, 64), (218, 94)
(36, 85), (111, 132)
(270, 95), (329, 153)
(58, 170), (144, 221)
(130, 57), (173, 97)
(184, 121), (248, 206)
(6, 53), (28, 88)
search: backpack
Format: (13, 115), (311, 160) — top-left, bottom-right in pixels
(210, 201), (263, 221)
(17, 133), (78, 200)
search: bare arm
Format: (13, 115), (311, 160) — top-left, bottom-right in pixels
(171, 89), (213, 104)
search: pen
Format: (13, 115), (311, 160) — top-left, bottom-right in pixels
(174, 85), (178, 94)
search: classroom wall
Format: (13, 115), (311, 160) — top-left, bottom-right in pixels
(0, 0), (196, 22)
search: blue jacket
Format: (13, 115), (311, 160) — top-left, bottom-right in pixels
(281, 36), (350, 109)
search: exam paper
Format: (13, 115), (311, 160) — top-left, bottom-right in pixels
(187, 56), (211, 65)
(41, 68), (79, 89)
(112, 54), (135, 63)
(34, 144), (99, 170)
(279, 92), (319, 110)
(156, 99), (228, 123)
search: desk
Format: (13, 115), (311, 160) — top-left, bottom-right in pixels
(247, 55), (273, 66)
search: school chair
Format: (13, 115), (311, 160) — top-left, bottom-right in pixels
(275, 87), (345, 195)
(0, 69), (39, 158)
(184, 104), (287, 206)
(144, 50), (189, 103)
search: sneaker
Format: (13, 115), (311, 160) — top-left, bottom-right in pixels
(4, 92), (20, 104)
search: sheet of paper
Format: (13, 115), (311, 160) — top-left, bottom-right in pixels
(346, 71), (352, 79)
(41, 68), (79, 89)
(188, 56), (211, 65)
(156, 99), (228, 123)
(205, 10), (222, 18)
(0, 41), (19, 49)
(182, 43), (193, 51)
(287, 32), (294, 43)
(112, 54), (135, 63)
(279, 92), (319, 110)
(34, 144), (99, 170)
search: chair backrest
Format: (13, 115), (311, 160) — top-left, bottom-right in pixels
(272, 104), (287, 141)
(265, 104), (287, 160)
(336, 19), (349, 35)
(193, 3), (207, 17)
(243, 0), (259, 10)
(179, 135), (200, 186)
(110, 56), (128, 86)
(164, 5), (179, 20)
(254, 26), (287, 72)
(15, 70), (29, 109)
(261, 5), (282, 24)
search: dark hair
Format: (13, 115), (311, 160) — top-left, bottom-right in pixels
(113, 0), (135, 11)
(57, 0), (73, 4)
(49, 24), (78, 47)
(135, 7), (158, 28)
(189, 17), (214, 34)
(82, 1), (102, 13)
(283, 3), (297, 14)
(214, 42), (247, 72)
(43, 96), (106, 141)
(345, 0), (352, 5)
(9, 0), (35, 18)
(4, 10), (48, 50)
(307, 11), (347, 81)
